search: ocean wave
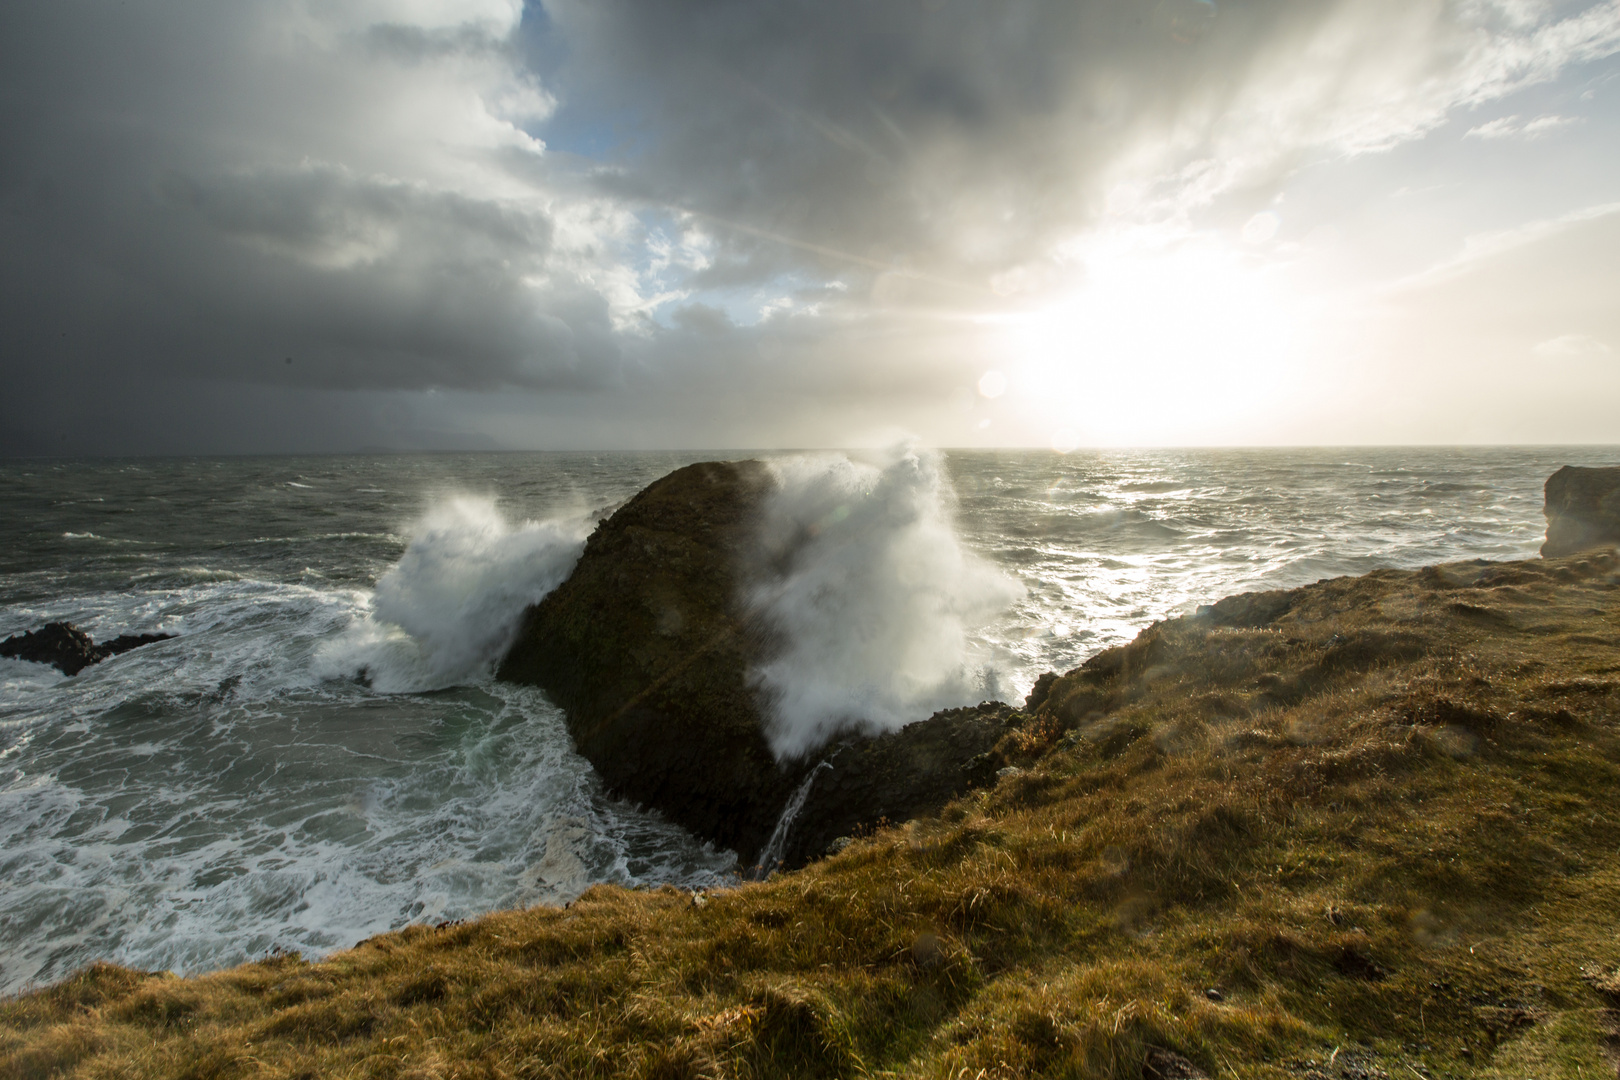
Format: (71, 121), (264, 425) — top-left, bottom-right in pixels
(315, 495), (591, 692)
(240, 532), (405, 546)
(0, 679), (733, 993)
(60, 532), (151, 545)
(748, 446), (1021, 759)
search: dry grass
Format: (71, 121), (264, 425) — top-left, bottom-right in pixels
(5, 551), (1620, 1079)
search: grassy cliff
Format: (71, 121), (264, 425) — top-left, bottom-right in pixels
(5, 551), (1620, 1079)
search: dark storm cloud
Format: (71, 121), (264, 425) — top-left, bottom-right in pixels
(549, 0), (1220, 273)
(3, 156), (619, 391)
(1, 0), (1616, 453)
(0, 0), (609, 413)
(544, 0), (1490, 280)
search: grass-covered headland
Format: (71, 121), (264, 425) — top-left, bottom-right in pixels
(6, 552), (1620, 1079)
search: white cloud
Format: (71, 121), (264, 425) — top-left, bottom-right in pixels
(1533, 333), (1614, 356)
(1242, 212), (1282, 244)
(1391, 201), (1620, 290)
(1467, 114), (1524, 138)
(1109, 0), (1620, 224)
(1466, 112), (1579, 137)
(1521, 113), (1581, 134)
(316, 0), (524, 35)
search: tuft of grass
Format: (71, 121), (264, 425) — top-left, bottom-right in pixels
(5, 551), (1620, 1078)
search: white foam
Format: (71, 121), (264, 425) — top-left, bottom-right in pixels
(316, 496), (591, 692)
(748, 446), (1021, 759)
(0, 680), (734, 993)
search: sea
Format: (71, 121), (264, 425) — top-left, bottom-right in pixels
(1, 445), (1614, 994)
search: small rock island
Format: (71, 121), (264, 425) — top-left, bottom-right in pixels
(497, 460), (1018, 868)
(0, 621), (174, 676)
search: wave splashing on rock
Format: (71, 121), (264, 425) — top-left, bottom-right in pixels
(318, 495), (592, 692)
(749, 446), (1022, 759)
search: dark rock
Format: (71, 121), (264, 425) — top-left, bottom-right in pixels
(1024, 671), (1058, 711)
(775, 702), (1013, 870)
(1542, 465), (1620, 557)
(499, 459), (1030, 867)
(0, 622), (174, 676)
(100, 632), (178, 658)
(0, 622), (101, 675)
(1194, 588), (1294, 627)
(498, 460), (801, 862)
(1144, 1046), (1210, 1079)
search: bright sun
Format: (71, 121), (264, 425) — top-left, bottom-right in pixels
(992, 231), (1304, 446)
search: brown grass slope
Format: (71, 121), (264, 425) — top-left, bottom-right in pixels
(5, 551), (1620, 1080)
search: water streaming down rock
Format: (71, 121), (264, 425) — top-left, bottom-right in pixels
(753, 761), (832, 877)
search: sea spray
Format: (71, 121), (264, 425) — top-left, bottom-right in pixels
(749, 446), (1021, 759)
(317, 496), (592, 691)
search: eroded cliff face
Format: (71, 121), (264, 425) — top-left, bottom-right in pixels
(1542, 464), (1620, 557)
(774, 701), (1014, 869)
(497, 460), (797, 862)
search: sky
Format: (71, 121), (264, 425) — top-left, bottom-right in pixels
(1, 0), (1617, 455)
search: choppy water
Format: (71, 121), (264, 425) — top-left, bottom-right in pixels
(0, 446), (1613, 993)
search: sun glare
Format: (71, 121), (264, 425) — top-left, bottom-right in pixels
(996, 233), (1302, 445)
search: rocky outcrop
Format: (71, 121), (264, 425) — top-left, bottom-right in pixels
(771, 702), (1015, 870)
(497, 459), (1048, 867)
(0, 622), (174, 676)
(498, 460), (800, 862)
(1542, 465), (1620, 557)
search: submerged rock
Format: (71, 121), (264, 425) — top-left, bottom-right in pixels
(0, 622), (174, 676)
(498, 460), (800, 862)
(1542, 465), (1620, 557)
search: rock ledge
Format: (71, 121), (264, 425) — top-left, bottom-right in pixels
(1542, 464), (1620, 557)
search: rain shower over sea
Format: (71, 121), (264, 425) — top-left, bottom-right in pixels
(1, 446), (1611, 994)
